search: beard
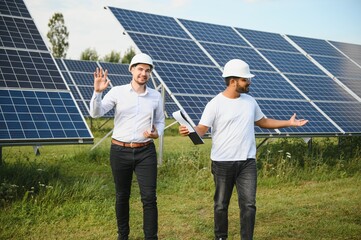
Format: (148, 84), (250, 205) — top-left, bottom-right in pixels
(236, 85), (250, 94)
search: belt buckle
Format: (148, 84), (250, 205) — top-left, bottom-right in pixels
(130, 142), (134, 148)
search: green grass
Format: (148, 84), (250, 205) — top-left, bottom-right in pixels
(1, 119), (361, 239)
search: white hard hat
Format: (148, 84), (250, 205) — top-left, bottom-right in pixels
(222, 59), (255, 78)
(128, 53), (154, 71)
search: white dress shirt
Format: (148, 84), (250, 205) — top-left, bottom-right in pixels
(90, 84), (165, 143)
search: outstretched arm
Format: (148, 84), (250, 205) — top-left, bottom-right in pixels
(256, 113), (308, 129)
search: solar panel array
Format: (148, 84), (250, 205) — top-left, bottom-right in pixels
(0, 0), (93, 146)
(109, 7), (361, 137)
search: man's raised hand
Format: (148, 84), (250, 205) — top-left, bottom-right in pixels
(93, 68), (110, 93)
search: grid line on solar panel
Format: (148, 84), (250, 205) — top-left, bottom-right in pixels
(201, 42), (275, 71)
(0, 15), (48, 51)
(258, 100), (341, 134)
(311, 55), (361, 80)
(0, 89), (92, 142)
(334, 78), (361, 99)
(155, 62), (223, 96)
(98, 62), (130, 75)
(284, 74), (358, 102)
(236, 28), (299, 53)
(329, 41), (361, 65)
(0, 48), (67, 90)
(315, 102), (361, 134)
(247, 72), (305, 100)
(0, 0), (31, 18)
(128, 32), (215, 66)
(62, 59), (99, 73)
(108, 7), (190, 39)
(260, 50), (327, 76)
(178, 19), (249, 46)
(287, 35), (345, 57)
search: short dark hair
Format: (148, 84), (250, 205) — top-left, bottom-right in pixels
(224, 76), (238, 86)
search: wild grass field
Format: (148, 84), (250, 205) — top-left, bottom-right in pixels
(1, 119), (361, 239)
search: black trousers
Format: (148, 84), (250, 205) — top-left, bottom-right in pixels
(110, 142), (158, 240)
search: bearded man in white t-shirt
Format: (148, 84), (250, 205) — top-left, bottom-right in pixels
(179, 59), (308, 240)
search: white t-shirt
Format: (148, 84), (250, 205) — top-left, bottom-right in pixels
(199, 93), (264, 161)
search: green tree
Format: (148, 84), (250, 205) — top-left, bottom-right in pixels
(80, 48), (99, 61)
(102, 50), (121, 63)
(121, 47), (136, 64)
(47, 13), (69, 58)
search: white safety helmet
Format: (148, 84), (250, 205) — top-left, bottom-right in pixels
(128, 53), (154, 71)
(222, 59), (255, 78)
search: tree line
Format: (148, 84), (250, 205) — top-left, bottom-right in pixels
(47, 12), (135, 63)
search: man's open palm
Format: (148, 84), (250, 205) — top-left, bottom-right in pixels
(94, 68), (110, 93)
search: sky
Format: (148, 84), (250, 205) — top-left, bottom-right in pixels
(24, 0), (361, 60)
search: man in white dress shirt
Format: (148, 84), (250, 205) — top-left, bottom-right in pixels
(90, 53), (165, 240)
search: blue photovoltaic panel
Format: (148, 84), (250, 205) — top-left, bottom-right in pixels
(179, 19), (249, 46)
(311, 55), (361, 80)
(236, 28), (298, 53)
(0, 15), (48, 51)
(63, 59), (99, 73)
(128, 32), (215, 66)
(106, 75), (131, 86)
(260, 50), (326, 75)
(315, 102), (361, 134)
(0, 0), (31, 18)
(287, 35), (345, 57)
(155, 62), (223, 96)
(0, 0), (93, 145)
(0, 48), (67, 90)
(55, 58), (67, 72)
(329, 41), (361, 65)
(0, 89), (92, 144)
(68, 72), (94, 86)
(201, 42), (275, 71)
(284, 74), (357, 102)
(248, 72), (305, 100)
(109, 7), (361, 137)
(108, 7), (190, 39)
(334, 78), (361, 99)
(99, 62), (130, 75)
(258, 100), (340, 135)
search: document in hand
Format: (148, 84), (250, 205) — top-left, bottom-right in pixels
(172, 110), (204, 145)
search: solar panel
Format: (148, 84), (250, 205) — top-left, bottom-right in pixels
(284, 74), (357, 102)
(329, 41), (361, 65)
(108, 7), (190, 38)
(0, 0), (31, 18)
(236, 28), (299, 52)
(179, 19), (249, 46)
(201, 43), (275, 71)
(0, 0), (93, 146)
(108, 7), (361, 136)
(0, 89), (92, 145)
(128, 32), (215, 65)
(315, 102), (361, 134)
(286, 35), (361, 99)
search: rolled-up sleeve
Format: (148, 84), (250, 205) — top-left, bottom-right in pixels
(154, 96), (165, 136)
(89, 89), (116, 118)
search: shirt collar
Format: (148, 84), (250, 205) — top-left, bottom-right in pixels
(127, 83), (148, 96)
